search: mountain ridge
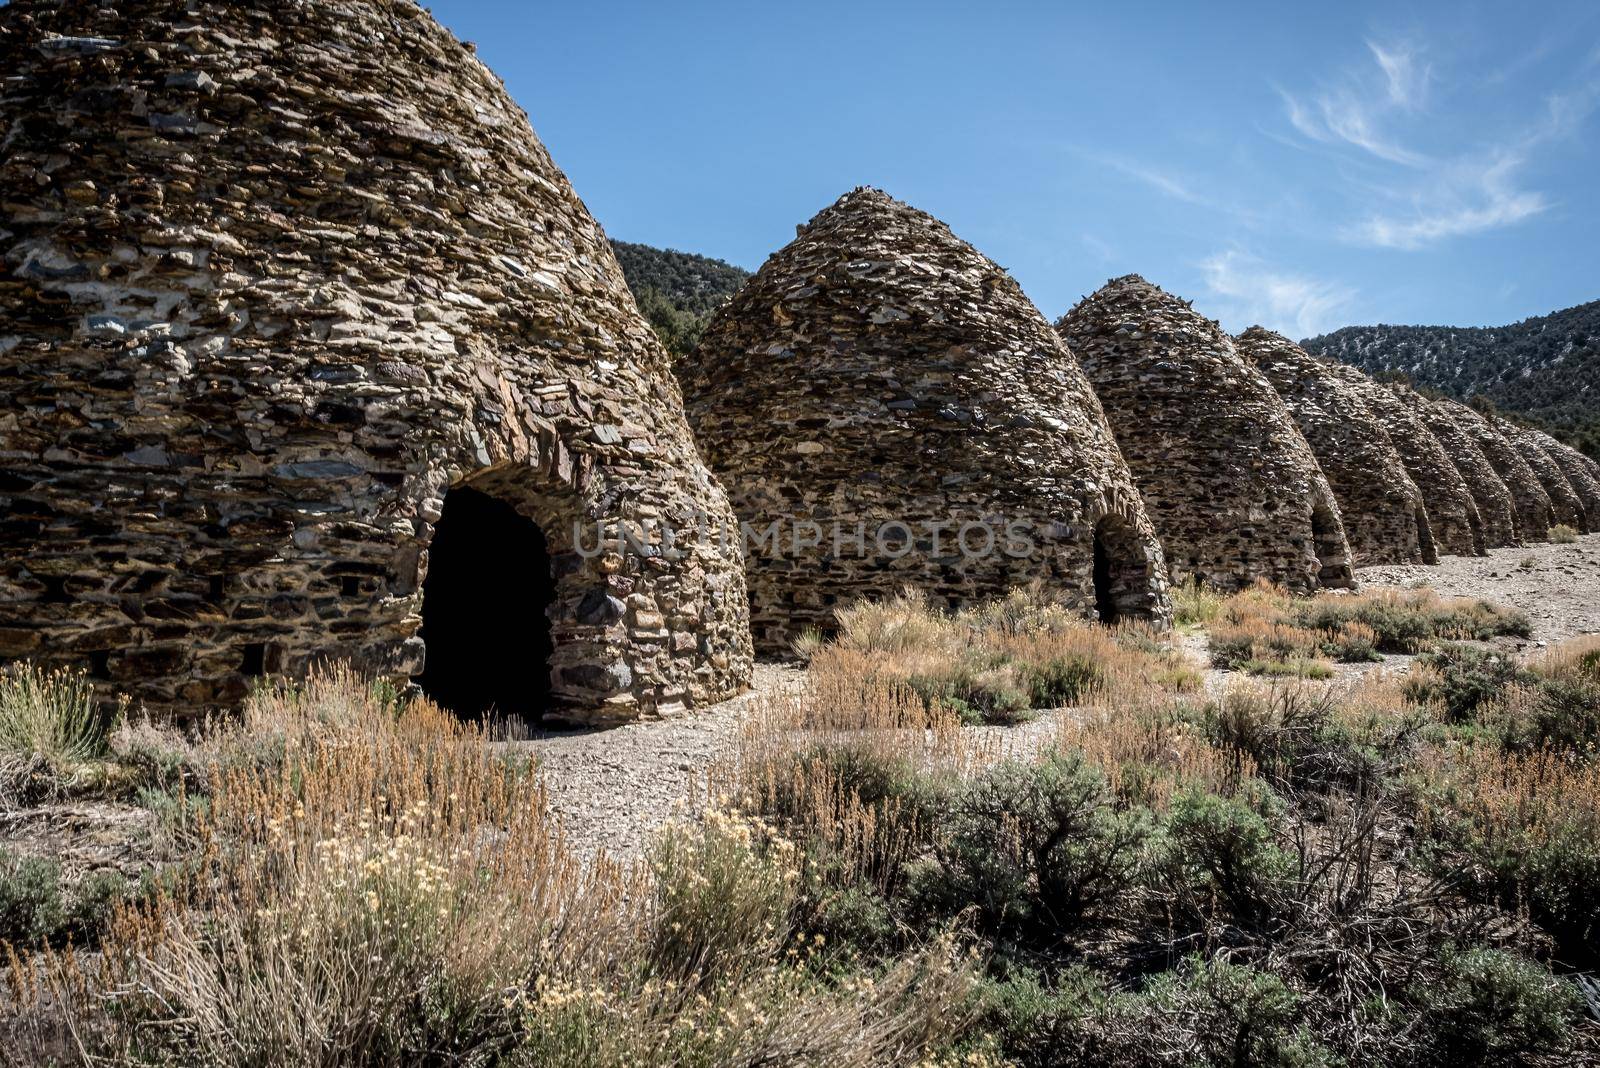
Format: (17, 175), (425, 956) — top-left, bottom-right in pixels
(609, 240), (750, 359)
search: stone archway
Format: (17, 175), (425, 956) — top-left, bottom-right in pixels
(1310, 499), (1354, 589)
(416, 485), (554, 721)
(411, 462), (630, 724)
(1091, 513), (1159, 625)
(1466, 508), (1486, 557)
(1415, 506), (1440, 566)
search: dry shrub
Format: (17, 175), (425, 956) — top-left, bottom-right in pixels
(650, 808), (798, 981)
(727, 674), (985, 897)
(1531, 634), (1600, 680)
(0, 666), (123, 801)
(823, 586), (1196, 724)
(1209, 617), (1323, 670)
(1204, 583), (1529, 675)
(833, 588), (953, 656)
(1057, 698), (1255, 812)
(34, 675), (625, 1066)
(1200, 676), (1431, 795)
(1550, 523), (1579, 544)
(11, 669), (974, 1068)
(1173, 581), (1226, 626)
(1290, 587), (1531, 652)
(1417, 743), (1600, 957)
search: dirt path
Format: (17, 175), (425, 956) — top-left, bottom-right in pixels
(515, 663), (804, 861)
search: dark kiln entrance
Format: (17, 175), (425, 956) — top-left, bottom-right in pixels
(1092, 515), (1151, 625)
(417, 486), (554, 720)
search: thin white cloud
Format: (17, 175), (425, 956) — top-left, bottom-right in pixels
(1278, 40), (1430, 165)
(1086, 153), (1210, 207)
(1282, 37), (1596, 250)
(1080, 233), (1116, 263)
(1199, 249), (1356, 338)
(1349, 84), (1597, 249)
(1367, 40), (1429, 109)
(1073, 149), (1265, 226)
(1349, 153), (1548, 249)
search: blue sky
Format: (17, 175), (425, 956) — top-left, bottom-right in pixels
(430, 1), (1600, 338)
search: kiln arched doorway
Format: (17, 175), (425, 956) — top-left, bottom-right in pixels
(1415, 506), (1440, 565)
(1091, 514), (1152, 625)
(417, 485), (554, 721)
(1310, 499), (1354, 589)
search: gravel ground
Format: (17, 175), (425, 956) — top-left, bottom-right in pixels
(1356, 531), (1600, 645)
(514, 662), (804, 860)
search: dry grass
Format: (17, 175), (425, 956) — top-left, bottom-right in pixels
(1203, 582), (1529, 675)
(0, 666), (123, 802)
(724, 674), (988, 898)
(814, 587), (1198, 724)
(4, 670), (975, 1068)
(1172, 580), (1226, 627)
(1551, 524), (1580, 544)
(1529, 634), (1600, 680)
(1057, 696), (1255, 812)
(0, 580), (1582, 1066)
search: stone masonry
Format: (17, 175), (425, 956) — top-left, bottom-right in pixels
(0, 0), (753, 723)
(1326, 364), (1485, 557)
(679, 189), (1172, 653)
(1390, 386), (1520, 548)
(1058, 277), (1354, 593)
(1493, 419), (1587, 533)
(1528, 429), (1600, 532)
(1237, 328), (1436, 566)
(1441, 402), (1554, 542)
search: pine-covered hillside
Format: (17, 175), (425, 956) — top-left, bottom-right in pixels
(1303, 300), (1600, 459)
(609, 240), (750, 359)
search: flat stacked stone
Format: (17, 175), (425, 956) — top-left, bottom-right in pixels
(0, 0), (753, 722)
(1389, 386), (1521, 547)
(1237, 328), (1436, 566)
(1057, 277), (1354, 593)
(1527, 430), (1600, 531)
(1325, 365), (1485, 556)
(1441, 403), (1555, 541)
(680, 189), (1172, 652)
(1493, 420), (1587, 532)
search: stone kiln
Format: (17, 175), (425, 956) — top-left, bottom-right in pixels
(1058, 277), (1354, 593)
(1390, 387), (1520, 548)
(679, 189), (1172, 652)
(1236, 328), (1436, 566)
(0, 0), (753, 723)
(1493, 420), (1587, 533)
(1440, 402), (1554, 542)
(1527, 430), (1600, 531)
(1327, 365), (1485, 557)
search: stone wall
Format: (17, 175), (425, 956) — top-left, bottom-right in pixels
(679, 189), (1172, 652)
(0, 0), (752, 723)
(1326, 366), (1485, 557)
(1237, 328), (1435, 566)
(1389, 387), (1520, 547)
(1529, 430), (1600, 531)
(1441, 403), (1554, 542)
(1493, 420), (1586, 532)
(1057, 277), (1353, 593)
